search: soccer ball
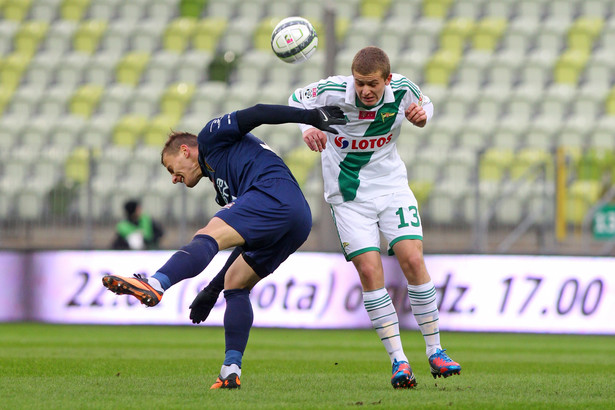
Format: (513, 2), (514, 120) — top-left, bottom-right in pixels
(270, 17), (318, 64)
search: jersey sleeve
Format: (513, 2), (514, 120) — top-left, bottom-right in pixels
(289, 78), (335, 134)
(396, 74), (434, 123)
(198, 111), (242, 152)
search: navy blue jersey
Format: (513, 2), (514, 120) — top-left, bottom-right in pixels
(197, 111), (297, 205)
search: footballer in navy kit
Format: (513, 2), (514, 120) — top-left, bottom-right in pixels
(102, 103), (346, 390)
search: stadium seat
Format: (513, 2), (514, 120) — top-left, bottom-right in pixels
(581, 48), (615, 90)
(88, 0), (122, 21)
(160, 82), (196, 119)
(81, 114), (114, 149)
(60, 0), (91, 21)
(2, 0), (32, 21)
(163, 17), (198, 53)
(41, 20), (78, 56)
(14, 21), (49, 58)
(579, 0), (612, 17)
(187, 81), (227, 117)
(474, 84), (508, 118)
(439, 17), (475, 54)
(499, 17), (539, 55)
(149, 0), (181, 22)
(360, 0), (392, 19)
(142, 50), (181, 85)
(471, 17), (507, 51)
(142, 114), (179, 147)
(422, 0), (454, 18)
(407, 17), (443, 55)
(545, 0), (577, 22)
(523, 115), (561, 150)
(566, 179), (603, 225)
(128, 82), (164, 117)
(205, 0), (238, 19)
(219, 17), (259, 54)
(518, 51), (556, 88)
(510, 148), (553, 181)
(424, 50), (461, 86)
(192, 17), (228, 52)
(426, 180), (468, 224)
(48, 115), (87, 151)
(0, 20), (19, 56)
(411, 146), (446, 181)
(1, 53), (31, 91)
(69, 84), (104, 118)
(73, 20), (107, 54)
(554, 49), (590, 85)
(455, 50), (493, 89)
(483, 0), (516, 18)
(15, 191), (45, 222)
(567, 17), (604, 52)
(64, 146), (92, 185)
(461, 180), (499, 224)
(480, 147), (515, 181)
(179, 0), (208, 18)
(0, 86), (14, 117)
(38, 86), (74, 118)
(591, 116), (615, 149)
(386, 0), (421, 21)
(283, 147), (320, 188)
(115, 52), (150, 86)
(234, 0), (267, 20)
(83, 51), (120, 85)
(29, 0), (61, 21)
(131, 20), (165, 52)
(112, 114), (148, 147)
(540, 83), (576, 120)
(457, 116), (495, 151)
(0, 115), (26, 152)
(441, 147), (476, 184)
(175, 50), (213, 84)
(234, 49), (274, 85)
(99, 21), (135, 56)
(557, 115), (593, 150)
(116, 0), (149, 22)
(449, 0), (484, 19)
(7, 85), (44, 119)
(97, 84), (135, 119)
(55, 51), (90, 89)
(534, 17), (570, 54)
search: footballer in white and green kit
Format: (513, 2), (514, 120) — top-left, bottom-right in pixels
(289, 73), (433, 259)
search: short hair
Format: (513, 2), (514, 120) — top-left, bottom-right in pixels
(351, 46), (391, 79)
(161, 131), (198, 164)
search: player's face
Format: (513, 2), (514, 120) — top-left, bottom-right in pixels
(162, 145), (202, 188)
(353, 71), (392, 107)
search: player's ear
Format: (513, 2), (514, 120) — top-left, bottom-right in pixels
(180, 144), (190, 157)
(385, 73), (392, 85)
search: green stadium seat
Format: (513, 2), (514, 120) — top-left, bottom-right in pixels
(160, 82), (195, 120)
(179, 0), (208, 18)
(14, 21), (49, 58)
(73, 20), (108, 55)
(510, 148), (553, 181)
(143, 114), (179, 147)
(283, 147), (319, 188)
(112, 114), (148, 147)
(115, 52), (150, 86)
(3, 0), (32, 21)
(192, 17), (227, 52)
(60, 0), (91, 21)
(480, 147), (515, 181)
(64, 146), (93, 184)
(70, 84), (104, 118)
(360, 0), (392, 19)
(163, 18), (198, 53)
(0, 86), (14, 116)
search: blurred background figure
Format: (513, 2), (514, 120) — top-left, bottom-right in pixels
(111, 199), (164, 250)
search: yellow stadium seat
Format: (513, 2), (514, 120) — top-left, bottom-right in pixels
(253, 17), (281, 51)
(567, 17), (604, 52)
(192, 18), (227, 52)
(408, 180), (433, 207)
(566, 180), (603, 225)
(440, 17), (475, 53)
(424, 50), (460, 86)
(422, 0), (454, 18)
(60, 0), (91, 21)
(115, 52), (150, 86)
(143, 114), (179, 147)
(510, 148), (553, 181)
(73, 20), (107, 54)
(112, 114), (148, 147)
(554, 49), (590, 85)
(472, 17), (507, 51)
(284, 147), (320, 188)
(360, 0), (392, 19)
(479, 147), (515, 181)
(160, 82), (195, 120)
(163, 17), (198, 53)
(64, 146), (93, 184)
(69, 84), (104, 118)
(0, 85), (15, 116)
(0, 53), (31, 91)
(3, 0), (32, 21)
(14, 21), (49, 58)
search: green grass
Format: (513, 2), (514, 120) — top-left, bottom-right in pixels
(1, 324), (614, 409)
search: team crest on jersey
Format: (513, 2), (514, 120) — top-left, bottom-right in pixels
(380, 112), (396, 122)
(303, 87), (317, 100)
(342, 242), (350, 253)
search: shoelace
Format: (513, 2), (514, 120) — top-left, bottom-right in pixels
(433, 349), (453, 362)
(133, 273), (147, 281)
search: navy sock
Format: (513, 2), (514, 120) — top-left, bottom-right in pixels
(223, 289), (253, 366)
(152, 234), (218, 290)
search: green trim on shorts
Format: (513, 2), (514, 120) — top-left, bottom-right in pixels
(387, 235), (423, 256)
(347, 247), (381, 261)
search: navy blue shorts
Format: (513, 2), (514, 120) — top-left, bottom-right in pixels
(215, 178), (312, 278)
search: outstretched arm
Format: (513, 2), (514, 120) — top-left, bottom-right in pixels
(235, 104), (346, 135)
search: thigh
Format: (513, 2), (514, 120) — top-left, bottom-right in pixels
(330, 200), (380, 261)
(377, 189), (424, 255)
(225, 253), (262, 290)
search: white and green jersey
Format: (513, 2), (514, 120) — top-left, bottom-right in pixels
(289, 73), (432, 204)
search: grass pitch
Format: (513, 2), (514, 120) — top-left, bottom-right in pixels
(1, 323), (614, 409)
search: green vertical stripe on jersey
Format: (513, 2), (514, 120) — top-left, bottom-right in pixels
(338, 152), (373, 201)
(364, 89), (407, 136)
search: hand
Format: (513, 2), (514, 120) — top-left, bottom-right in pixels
(405, 103), (427, 128)
(189, 286), (221, 324)
(303, 128), (327, 152)
(311, 106), (347, 134)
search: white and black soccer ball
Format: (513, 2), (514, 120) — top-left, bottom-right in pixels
(271, 17), (318, 64)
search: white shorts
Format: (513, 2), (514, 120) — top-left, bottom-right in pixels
(330, 189), (423, 261)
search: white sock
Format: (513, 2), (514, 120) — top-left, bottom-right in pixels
(147, 277), (164, 293)
(220, 363), (241, 378)
(363, 288), (408, 364)
(407, 281), (441, 358)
